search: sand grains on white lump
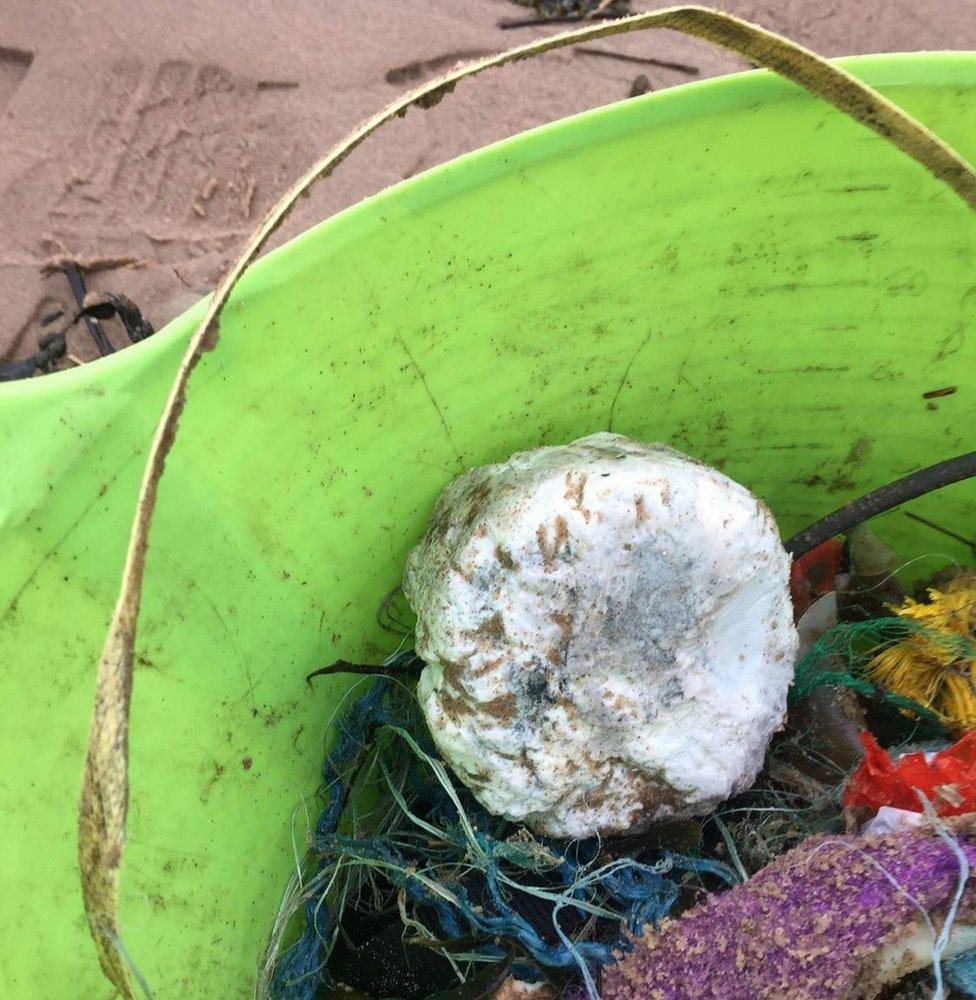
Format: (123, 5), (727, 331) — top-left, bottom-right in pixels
(404, 433), (797, 839)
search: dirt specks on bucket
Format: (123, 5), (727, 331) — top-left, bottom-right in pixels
(199, 760), (227, 804)
(922, 385), (957, 400)
(844, 436), (873, 468)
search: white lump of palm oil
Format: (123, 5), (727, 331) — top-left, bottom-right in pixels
(403, 432), (797, 839)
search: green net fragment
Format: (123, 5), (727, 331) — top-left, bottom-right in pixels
(789, 616), (972, 731)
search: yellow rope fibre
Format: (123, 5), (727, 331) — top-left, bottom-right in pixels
(868, 573), (976, 730)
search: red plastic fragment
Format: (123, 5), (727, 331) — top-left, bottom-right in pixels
(844, 731), (976, 817)
(790, 538), (844, 617)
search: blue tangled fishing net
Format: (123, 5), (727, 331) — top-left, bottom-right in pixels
(263, 652), (738, 1000)
(947, 950), (976, 997)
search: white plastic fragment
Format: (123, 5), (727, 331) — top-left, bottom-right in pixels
(860, 806), (928, 837)
(403, 433), (798, 838)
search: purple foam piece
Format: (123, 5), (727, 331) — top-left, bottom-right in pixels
(600, 831), (976, 1000)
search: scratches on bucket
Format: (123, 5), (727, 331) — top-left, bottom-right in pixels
(395, 333), (465, 469)
(608, 330), (653, 432)
(825, 183), (890, 194)
(0, 449), (141, 623)
(154, 549), (258, 711)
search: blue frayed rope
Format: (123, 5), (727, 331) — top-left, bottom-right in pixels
(268, 654), (734, 999)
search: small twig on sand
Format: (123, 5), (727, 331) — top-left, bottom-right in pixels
(43, 254), (151, 274)
(499, 12), (623, 29)
(575, 46), (699, 74)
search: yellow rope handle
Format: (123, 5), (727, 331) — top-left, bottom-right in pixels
(78, 7), (976, 995)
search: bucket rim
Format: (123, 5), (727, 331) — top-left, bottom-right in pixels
(3, 49), (974, 400)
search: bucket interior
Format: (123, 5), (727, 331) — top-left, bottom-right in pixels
(2, 53), (975, 998)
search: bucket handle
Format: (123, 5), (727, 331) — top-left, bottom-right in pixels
(79, 7), (976, 996)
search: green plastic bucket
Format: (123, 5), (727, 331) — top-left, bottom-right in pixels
(2, 53), (975, 999)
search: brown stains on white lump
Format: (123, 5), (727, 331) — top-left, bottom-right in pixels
(403, 433), (797, 838)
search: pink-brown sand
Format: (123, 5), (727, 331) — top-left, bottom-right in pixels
(2, 1), (975, 364)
